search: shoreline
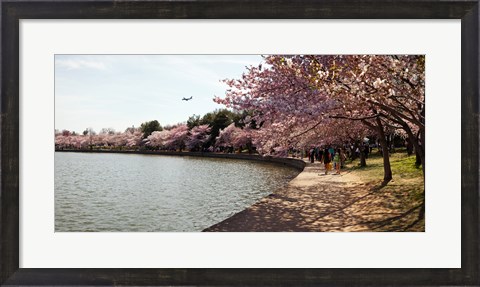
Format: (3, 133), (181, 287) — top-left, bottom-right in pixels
(203, 161), (332, 232)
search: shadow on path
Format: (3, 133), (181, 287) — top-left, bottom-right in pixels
(204, 162), (424, 232)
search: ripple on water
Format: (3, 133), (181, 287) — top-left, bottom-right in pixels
(55, 152), (300, 232)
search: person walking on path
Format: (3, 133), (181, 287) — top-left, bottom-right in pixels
(323, 148), (332, 175)
(328, 146), (335, 160)
(340, 148), (346, 168)
(333, 149), (341, 174)
(329, 146), (337, 170)
(309, 147), (315, 163)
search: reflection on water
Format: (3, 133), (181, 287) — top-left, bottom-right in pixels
(55, 152), (300, 232)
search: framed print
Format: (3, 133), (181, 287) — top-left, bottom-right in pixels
(1, 0), (479, 286)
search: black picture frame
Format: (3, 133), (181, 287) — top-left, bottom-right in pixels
(1, 1), (478, 286)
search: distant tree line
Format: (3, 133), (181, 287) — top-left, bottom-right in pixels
(55, 109), (256, 154)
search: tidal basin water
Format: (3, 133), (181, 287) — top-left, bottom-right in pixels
(55, 152), (300, 232)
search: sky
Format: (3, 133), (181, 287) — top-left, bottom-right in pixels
(55, 55), (263, 134)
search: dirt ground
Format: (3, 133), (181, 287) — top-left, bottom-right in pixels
(204, 161), (425, 232)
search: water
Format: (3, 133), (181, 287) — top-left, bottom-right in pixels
(55, 152), (300, 232)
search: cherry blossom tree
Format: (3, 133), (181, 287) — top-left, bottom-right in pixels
(186, 124), (211, 151)
(215, 123), (237, 149)
(125, 130), (143, 148)
(215, 55), (424, 182)
(232, 127), (252, 152)
(164, 124), (189, 151)
(305, 55), (425, 179)
(55, 135), (68, 149)
(145, 130), (171, 149)
(216, 123), (253, 153)
(214, 56), (332, 155)
(56, 128), (143, 150)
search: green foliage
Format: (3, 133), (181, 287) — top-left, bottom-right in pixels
(188, 109), (257, 148)
(347, 151), (423, 183)
(140, 120), (162, 138)
(201, 109), (234, 147)
(187, 114), (201, 129)
(232, 110), (257, 129)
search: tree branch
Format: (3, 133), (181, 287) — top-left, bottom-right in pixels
(289, 119), (323, 139)
(330, 114), (379, 121)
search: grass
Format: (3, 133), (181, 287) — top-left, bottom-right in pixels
(347, 149), (423, 181)
(343, 149), (425, 231)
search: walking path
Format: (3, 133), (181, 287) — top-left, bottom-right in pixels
(204, 161), (424, 232)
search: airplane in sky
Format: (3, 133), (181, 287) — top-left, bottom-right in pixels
(182, 96), (193, 101)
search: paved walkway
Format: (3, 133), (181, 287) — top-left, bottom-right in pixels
(204, 161), (424, 232)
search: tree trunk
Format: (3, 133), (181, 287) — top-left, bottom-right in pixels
(419, 199), (425, 222)
(359, 145), (367, 167)
(376, 117), (393, 183)
(351, 143), (358, 161)
(419, 104), (425, 176)
(390, 113), (425, 179)
(415, 149), (422, 167)
(247, 142), (253, 154)
(406, 139), (414, 155)
(386, 134), (391, 152)
(420, 130), (425, 176)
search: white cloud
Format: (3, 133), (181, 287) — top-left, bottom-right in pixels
(56, 59), (107, 70)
